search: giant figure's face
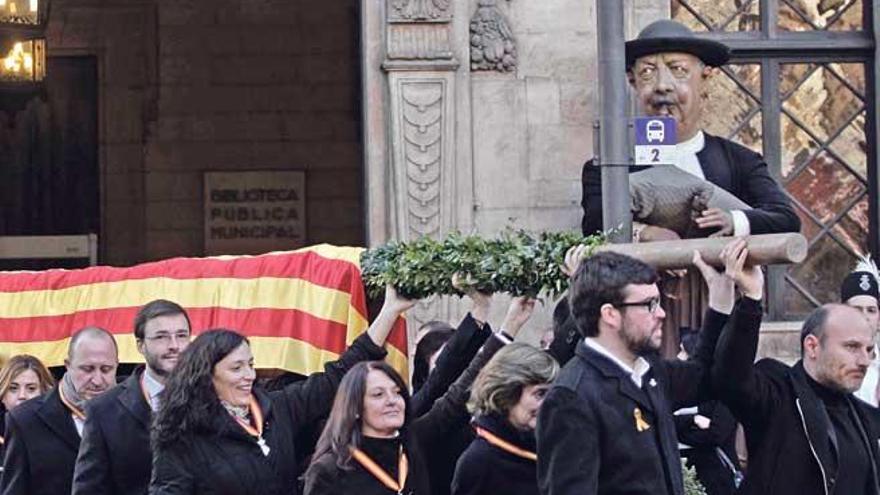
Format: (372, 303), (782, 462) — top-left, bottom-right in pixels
(629, 52), (712, 143)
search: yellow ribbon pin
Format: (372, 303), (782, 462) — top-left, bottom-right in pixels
(634, 407), (651, 432)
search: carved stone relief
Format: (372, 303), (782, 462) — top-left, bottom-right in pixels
(387, 24), (454, 60)
(388, 0), (452, 23)
(470, 0), (517, 72)
(401, 81), (444, 238)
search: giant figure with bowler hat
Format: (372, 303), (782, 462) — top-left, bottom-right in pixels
(578, 19), (800, 359)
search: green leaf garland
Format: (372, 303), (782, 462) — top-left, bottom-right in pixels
(360, 230), (605, 299)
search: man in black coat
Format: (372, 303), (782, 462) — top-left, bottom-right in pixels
(581, 19), (800, 240)
(72, 299), (192, 495)
(1, 327), (119, 495)
(713, 302), (880, 495)
(536, 241), (764, 495)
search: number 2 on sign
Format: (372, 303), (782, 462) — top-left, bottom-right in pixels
(650, 149), (660, 163)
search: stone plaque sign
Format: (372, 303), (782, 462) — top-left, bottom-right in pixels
(204, 171), (306, 255)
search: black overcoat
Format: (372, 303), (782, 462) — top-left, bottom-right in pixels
(0, 387), (80, 495)
(149, 332), (386, 495)
(72, 367), (153, 495)
(537, 298), (761, 495)
(713, 300), (880, 495)
(451, 414), (539, 495)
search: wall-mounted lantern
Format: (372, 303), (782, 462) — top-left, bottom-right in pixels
(0, 0), (50, 33)
(0, 0), (49, 113)
(0, 38), (44, 83)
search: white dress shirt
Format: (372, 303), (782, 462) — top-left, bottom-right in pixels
(142, 368), (165, 412)
(585, 338), (651, 388)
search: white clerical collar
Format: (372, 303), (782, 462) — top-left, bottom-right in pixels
(677, 130), (705, 156)
(585, 338), (651, 388)
(142, 368), (165, 403)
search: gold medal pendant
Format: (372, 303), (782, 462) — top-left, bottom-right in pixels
(633, 407), (651, 432)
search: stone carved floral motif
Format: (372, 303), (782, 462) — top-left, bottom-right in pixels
(389, 0), (452, 22)
(400, 81), (444, 238)
(470, 0), (516, 72)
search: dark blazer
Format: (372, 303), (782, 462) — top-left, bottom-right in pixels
(581, 133), (801, 236)
(304, 335), (507, 495)
(73, 367), (153, 495)
(537, 298), (760, 495)
(0, 387), (81, 495)
(149, 333), (387, 495)
(713, 302), (880, 495)
(674, 401), (739, 495)
(452, 414), (539, 495)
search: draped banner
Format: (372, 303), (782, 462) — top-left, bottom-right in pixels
(0, 244), (408, 378)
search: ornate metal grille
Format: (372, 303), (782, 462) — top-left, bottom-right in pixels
(671, 0), (876, 320)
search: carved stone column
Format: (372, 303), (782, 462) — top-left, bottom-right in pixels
(362, 0), (474, 335)
(384, 1), (461, 329)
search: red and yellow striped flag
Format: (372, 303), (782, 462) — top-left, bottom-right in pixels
(0, 244), (408, 378)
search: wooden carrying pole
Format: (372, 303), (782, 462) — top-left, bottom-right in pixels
(594, 233), (808, 270)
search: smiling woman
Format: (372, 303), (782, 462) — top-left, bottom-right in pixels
(148, 285), (414, 495)
(304, 335), (510, 495)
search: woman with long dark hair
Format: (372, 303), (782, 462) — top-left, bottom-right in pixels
(148, 287), (413, 495)
(303, 297), (536, 495)
(0, 355), (55, 462)
(451, 344), (558, 495)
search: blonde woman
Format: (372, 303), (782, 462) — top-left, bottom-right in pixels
(0, 355), (55, 461)
(451, 344), (558, 495)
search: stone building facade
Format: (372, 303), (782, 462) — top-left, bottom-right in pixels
(5, 0), (873, 353)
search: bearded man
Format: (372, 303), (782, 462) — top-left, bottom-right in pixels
(72, 299), (192, 495)
(537, 240), (764, 495)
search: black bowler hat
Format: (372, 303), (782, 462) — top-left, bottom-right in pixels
(840, 255), (880, 302)
(625, 19), (731, 69)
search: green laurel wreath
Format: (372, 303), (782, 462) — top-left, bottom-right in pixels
(360, 230), (605, 300)
(683, 464), (708, 495)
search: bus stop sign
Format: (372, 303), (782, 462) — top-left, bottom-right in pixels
(634, 116), (676, 166)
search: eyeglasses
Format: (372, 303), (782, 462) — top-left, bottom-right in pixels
(616, 297), (662, 314)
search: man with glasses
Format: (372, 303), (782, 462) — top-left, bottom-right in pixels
(72, 299), (192, 495)
(537, 240), (764, 495)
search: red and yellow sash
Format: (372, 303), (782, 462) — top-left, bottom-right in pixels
(58, 386), (86, 421)
(232, 396), (265, 439)
(350, 444), (409, 494)
(474, 426), (537, 462)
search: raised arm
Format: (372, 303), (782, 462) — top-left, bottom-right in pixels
(282, 285), (413, 431)
(412, 297), (535, 444)
(711, 255), (783, 427)
(665, 239), (764, 408)
(410, 288), (493, 418)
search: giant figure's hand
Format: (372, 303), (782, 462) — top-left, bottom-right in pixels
(695, 208), (735, 237)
